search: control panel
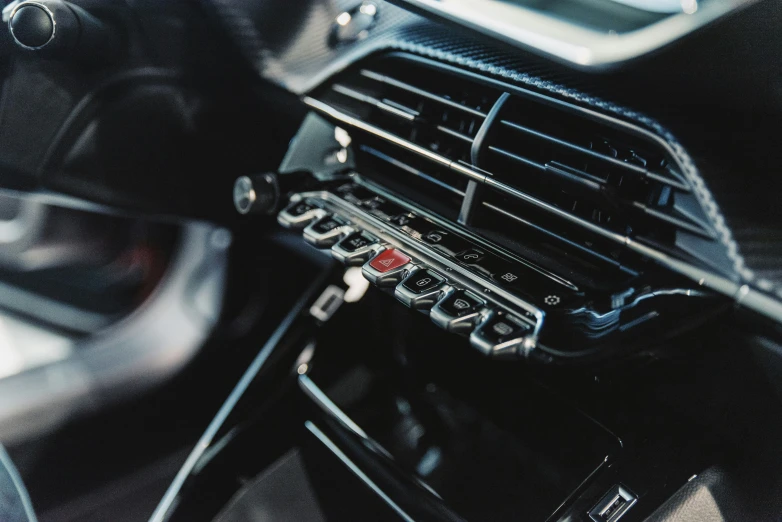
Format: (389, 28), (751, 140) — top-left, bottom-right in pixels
(277, 175), (722, 363)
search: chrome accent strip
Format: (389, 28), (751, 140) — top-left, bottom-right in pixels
(300, 374), (369, 439)
(304, 421), (417, 522)
(149, 271), (332, 522)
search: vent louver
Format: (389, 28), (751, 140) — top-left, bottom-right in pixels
(320, 59), (502, 168)
(481, 95), (718, 252)
(310, 55), (729, 276)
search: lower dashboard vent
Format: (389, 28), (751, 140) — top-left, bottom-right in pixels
(308, 54), (732, 278)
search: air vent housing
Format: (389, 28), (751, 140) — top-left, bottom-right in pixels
(309, 54), (731, 279)
(319, 57), (502, 166)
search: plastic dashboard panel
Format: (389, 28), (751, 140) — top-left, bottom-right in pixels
(205, 0), (782, 325)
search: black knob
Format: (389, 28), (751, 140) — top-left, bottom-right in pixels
(9, 4), (54, 49)
(8, 0), (118, 64)
(233, 171), (321, 215)
(233, 174), (278, 215)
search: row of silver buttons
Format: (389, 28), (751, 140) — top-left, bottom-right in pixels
(279, 201), (535, 358)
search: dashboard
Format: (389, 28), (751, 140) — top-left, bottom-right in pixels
(132, 1), (782, 521)
(207, 0), (782, 358)
(212, 0), (782, 326)
(2, 1), (781, 521)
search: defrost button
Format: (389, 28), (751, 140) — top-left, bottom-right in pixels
(470, 311), (533, 357)
(430, 289), (487, 334)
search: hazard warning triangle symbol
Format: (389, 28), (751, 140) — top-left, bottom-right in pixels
(379, 259), (393, 267)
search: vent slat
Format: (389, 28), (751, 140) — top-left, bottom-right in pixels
(332, 84), (417, 121)
(436, 125), (474, 144)
(361, 69), (490, 119)
(632, 202), (715, 239)
(488, 146), (546, 171)
(499, 119), (689, 191)
(361, 145), (466, 197)
(545, 161), (606, 193)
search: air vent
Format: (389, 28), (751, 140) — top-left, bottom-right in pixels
(319, 58), (502, 167)
(308, 54), (732, 277)
(480, 95), (718, 257)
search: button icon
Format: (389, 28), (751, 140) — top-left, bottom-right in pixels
(391, 214), (412, 226)
(369, 249), (411, 273)
(348, 237), (368, 249)
(453, 299), (471, 310)
(492, 321), (514, 336)
(456, 249), (485, 264)
(544, 295), (561, 306)
(314, 218), (339, 232)
(500, 272), (518, 283)
(402, 269), (443, 295)
(424, 231), (445, 244)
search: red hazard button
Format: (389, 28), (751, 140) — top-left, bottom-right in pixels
(369, 249), (411, 272)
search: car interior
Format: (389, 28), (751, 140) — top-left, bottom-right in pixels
(0, 0), (782, 521)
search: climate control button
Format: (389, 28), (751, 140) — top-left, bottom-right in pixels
(430, 289), (487, 334)
(470, 311), (533, 357)
(303, 214), (351, 248)
(332, 231), (380, 266)
(277, 199), (325, 229)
